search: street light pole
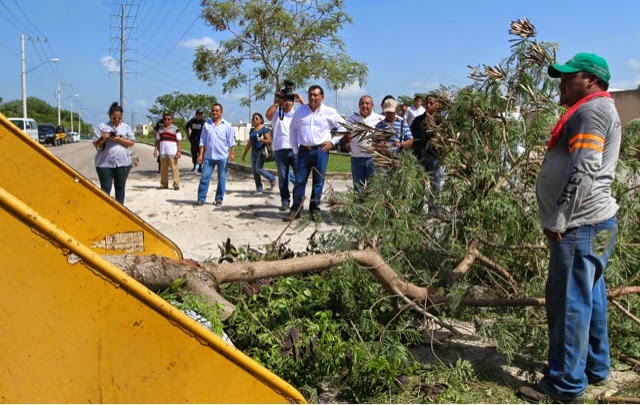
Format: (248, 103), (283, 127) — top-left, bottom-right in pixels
(78, 109), (86, 137)
(56, 82), (61, 125)
(69, 95), (79, 132)
(20, 34), (59, 120)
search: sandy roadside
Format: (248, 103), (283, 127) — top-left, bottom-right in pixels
(52, 142), (351, 262)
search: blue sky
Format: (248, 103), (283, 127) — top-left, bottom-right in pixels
(1, 0), (639, 130)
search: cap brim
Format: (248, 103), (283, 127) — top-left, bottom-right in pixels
(548, 63), (581, 78)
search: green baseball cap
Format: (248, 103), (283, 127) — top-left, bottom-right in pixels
(548, 52), (611, 83)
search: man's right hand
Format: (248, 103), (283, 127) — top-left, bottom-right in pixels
(197, 155), (203, 164)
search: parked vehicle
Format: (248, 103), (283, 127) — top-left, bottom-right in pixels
(44, 125), (68, 146)
(68, 131), (80, 143)
(8, 118), (38, 142)
(38, 123), (56, 144)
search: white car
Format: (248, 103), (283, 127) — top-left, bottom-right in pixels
(9, 118), (39, 142)
(68, 131), (80, 143)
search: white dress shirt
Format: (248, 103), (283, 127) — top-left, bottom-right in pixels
(405, 105), (425, 126)
(270, 107), (295, 151)
(347, 111), (383, 158)
(289, 103), (346, 154)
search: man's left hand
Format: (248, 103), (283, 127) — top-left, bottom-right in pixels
(321, 141), (333, 152)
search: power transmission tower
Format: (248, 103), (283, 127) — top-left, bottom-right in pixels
(109, 1), (139, 110)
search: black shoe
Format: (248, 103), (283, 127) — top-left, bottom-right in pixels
(516, 385), (584, 404)
(587, 376), (609, 386)
(279, 203), (290, 212)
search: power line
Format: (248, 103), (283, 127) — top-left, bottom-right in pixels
(10, 0), (47, 38)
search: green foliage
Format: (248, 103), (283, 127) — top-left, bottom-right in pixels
(0, 97), (93, 134)
(147, 91), (217, 127)
(211, 19), (640, 403)
(194, 0), (368, 104)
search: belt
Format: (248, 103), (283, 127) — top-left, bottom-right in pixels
(300, 144), (322, 151)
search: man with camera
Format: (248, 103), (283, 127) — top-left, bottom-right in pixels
(286, 84), (346, 221)
(266, 81), (305, 211)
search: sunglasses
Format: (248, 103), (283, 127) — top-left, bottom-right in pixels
(163, 118), (172, 121)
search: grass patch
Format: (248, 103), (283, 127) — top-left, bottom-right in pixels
(138, 134), (351, 173)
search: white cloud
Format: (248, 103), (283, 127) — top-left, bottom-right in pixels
(134, 99), (148, 108)
(629, 59), (640, 69)
(100, 55), (119, 73)
(609, 76), (640, 90)
(338, 83), (368, 97)
(409, 81), (440, 91)
(178, 37), (219, 50)
(220, 92), (246, 101)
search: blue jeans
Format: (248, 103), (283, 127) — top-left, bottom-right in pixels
(251, 149), (275, 191)
(291, 147), (329, 213)
(96, 165), (131, 204)
(274, 149), (296, 205)
(197, 158), (228, 203)
(539, 215), (618, 398)
(351, 156), (374, 193)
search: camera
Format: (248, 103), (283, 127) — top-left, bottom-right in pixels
(276, 80), (295, 102)
(109, 131), (117, 138)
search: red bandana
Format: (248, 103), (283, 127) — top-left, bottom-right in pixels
(548, 91), (611, 150)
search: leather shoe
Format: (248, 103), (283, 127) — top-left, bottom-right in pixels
(516, 385), (583, 404)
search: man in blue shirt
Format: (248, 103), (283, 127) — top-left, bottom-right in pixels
(375, 98), (413, 152)
(196, 103), (236, 206)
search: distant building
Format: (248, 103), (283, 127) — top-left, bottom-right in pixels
(232, 122), (250, 142)
(135, 122), (153, 137)
(610, 88), (640, 126)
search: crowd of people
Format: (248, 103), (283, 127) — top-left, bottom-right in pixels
(91, 52), (622, 405)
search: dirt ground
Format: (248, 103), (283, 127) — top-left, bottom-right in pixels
(50, 141), (350, 261)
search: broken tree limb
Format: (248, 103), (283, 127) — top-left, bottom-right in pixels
(100, 251), (640, 322)
(610, 300), (640, 327)
(449, 241), (478, 284)
(619, 354), (640, 368)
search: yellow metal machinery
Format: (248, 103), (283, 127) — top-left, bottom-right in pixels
(0, 114), (305, 403)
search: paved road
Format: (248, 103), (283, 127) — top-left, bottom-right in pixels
(44, 140), (192, 182)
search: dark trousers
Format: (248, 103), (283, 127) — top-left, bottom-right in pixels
(96, 165), (131, 204)
(190, 136), (200, 165)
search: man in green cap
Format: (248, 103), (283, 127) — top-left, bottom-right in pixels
(517, 53), (621, 403)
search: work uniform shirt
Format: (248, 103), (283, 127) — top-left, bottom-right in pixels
(536, 97), (621, 232)
(271, 107), (295, 151)
(289, 103), (346, 155)
(199, 118), (235, 160)
(347, 111), (383, 158)
(186, 118), (205, 142)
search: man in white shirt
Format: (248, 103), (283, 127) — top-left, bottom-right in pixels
(405, 95), (425, 126)
(266, 92), (306, 211)
(196, 103), (236, 206)
(153, 112), (182, 190)
(287, 85), (346, 220)
(347, 95), (383, 192)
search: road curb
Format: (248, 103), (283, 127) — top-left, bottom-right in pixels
(140, 141), (352, 180)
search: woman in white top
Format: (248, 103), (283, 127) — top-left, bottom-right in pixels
(92, 102), (136, 204)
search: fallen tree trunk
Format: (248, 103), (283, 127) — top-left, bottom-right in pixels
(99, 250), (640, 322)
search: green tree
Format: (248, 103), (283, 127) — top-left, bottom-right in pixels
(147, 92), (218, 123)
(193, 0), (368, 104)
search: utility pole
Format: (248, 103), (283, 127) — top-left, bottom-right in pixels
(56, 82), (61, 125)
(120, 3), (125, 109)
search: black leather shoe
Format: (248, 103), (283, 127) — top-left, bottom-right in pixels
(516, 385), (583, 404)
